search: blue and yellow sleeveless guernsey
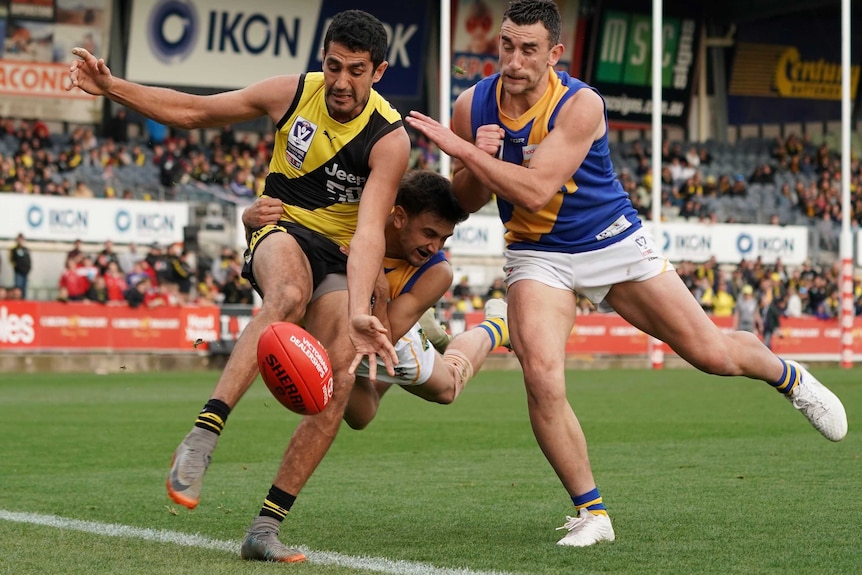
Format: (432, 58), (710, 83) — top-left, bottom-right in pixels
(383, 251), (448, 300)
(266, 72), (404, 247)
(470, 69), (641, 253)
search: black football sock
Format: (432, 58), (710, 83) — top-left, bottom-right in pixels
(259, 485), (297, 521)
(194, 399), (231, 435)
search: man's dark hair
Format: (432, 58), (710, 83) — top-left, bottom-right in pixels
(323, 10), (389, 68)
(396, 170), (469, 225)
(503, 0), (562, 45)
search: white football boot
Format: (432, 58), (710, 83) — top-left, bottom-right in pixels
(556, 508), (615, 547)
(785, 361), (848, 441)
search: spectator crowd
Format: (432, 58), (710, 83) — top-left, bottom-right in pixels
(4, 116), (862, 338)
(3, 113), (862, 232)
(619, 134), (862, 241)
(2, 235), (255, 309)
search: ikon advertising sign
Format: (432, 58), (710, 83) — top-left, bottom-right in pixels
(0, 195), (189, 244)
(126, 0), (428, 98)
(446, 214), (506, 257)
(645, 222), (809, 266)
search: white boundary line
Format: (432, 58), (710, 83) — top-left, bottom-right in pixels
(0, 509), (521, 575)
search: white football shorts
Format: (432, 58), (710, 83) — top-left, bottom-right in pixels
(503, 230), (673, 303)
(355, 322), (436, 385)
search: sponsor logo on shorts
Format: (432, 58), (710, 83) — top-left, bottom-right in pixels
(595, 214), (632, 241)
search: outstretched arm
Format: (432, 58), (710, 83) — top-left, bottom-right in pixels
(448, 88), (499, 212)
(67, 47), (297, 128)
(346, 127), (411, 380)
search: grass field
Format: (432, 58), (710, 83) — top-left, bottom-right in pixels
(1, 366), (861, 575)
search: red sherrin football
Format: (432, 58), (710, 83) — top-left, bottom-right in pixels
(257, 322), (334, 415)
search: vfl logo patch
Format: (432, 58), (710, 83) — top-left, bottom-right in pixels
(634, 234), (654, 257)
(286, 116), (317, 169)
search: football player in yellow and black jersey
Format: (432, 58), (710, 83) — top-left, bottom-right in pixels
(70, 10), (411, 563)
(407, 0), (846, 550)
(245, 170), (510, 431)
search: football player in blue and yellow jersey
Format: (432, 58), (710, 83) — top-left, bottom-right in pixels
(407, 0), (846, 549)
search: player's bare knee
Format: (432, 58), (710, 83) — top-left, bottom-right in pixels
(520, 358), (563, 387)
(343, 384), (377, 429)
(302, 408), (344, 440)
(688, 347), (736, 376)
(264, 284), (309, 322)
(431, 387), (456, 405)
(343, 413), (371, 430)
(524, 380), (568, 407)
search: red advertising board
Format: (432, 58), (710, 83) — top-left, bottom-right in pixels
(1, 301), (859, 359)
(0, 301), (219, 352)
(463, 312), (862, 359)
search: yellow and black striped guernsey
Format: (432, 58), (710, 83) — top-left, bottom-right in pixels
(265, 71), (404, 247)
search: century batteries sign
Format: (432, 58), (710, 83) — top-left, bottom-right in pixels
(588, 8), (699, 126)
(727, 16), (862, 124)
(126, 0), (428, 98)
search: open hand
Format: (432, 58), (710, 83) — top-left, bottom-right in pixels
(405, 110), (472, 160)
(67, 47), (113, 96)
(347, 314), (397, 381)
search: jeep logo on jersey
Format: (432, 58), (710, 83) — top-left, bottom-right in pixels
(286, 116), (317, 169)
(324, 162), (365, 204)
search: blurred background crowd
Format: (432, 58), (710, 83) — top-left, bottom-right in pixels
(3, 113), (862, 342)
